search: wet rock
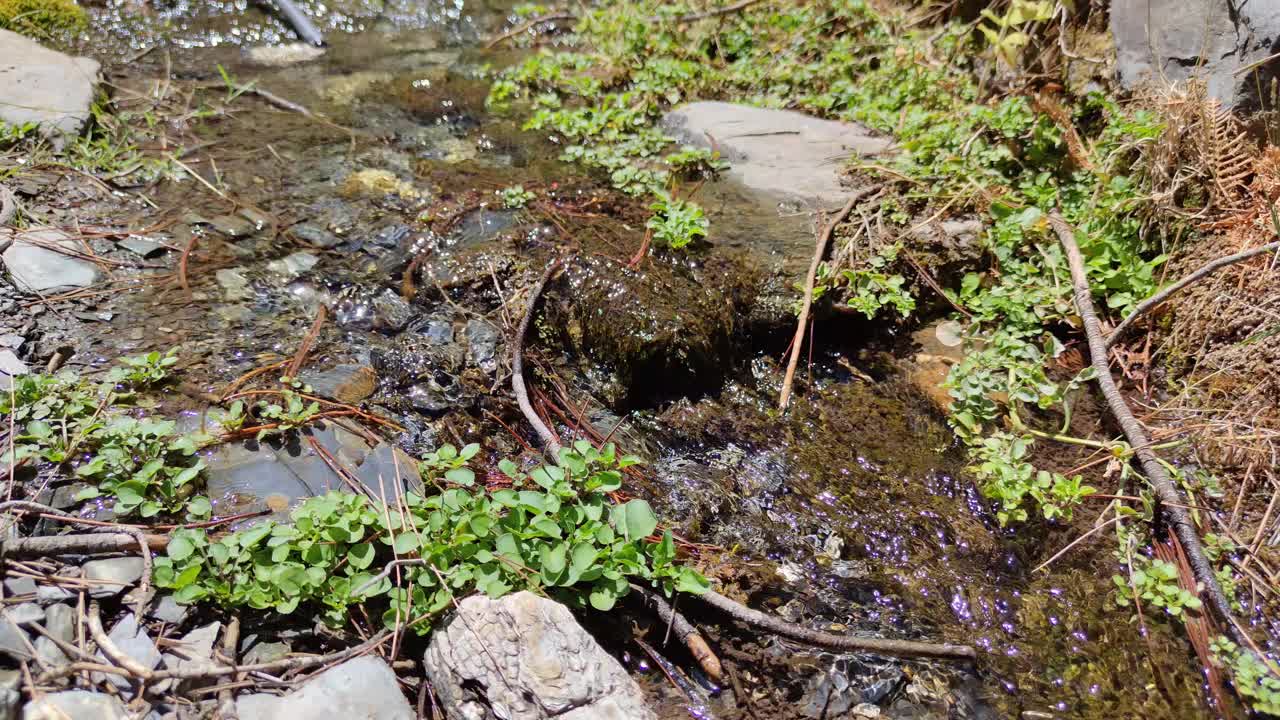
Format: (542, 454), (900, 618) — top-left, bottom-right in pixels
(266, 252), (319, 279)
(22, 691), (127, 720)
(244, 43), (326, 67)
(93, 613), (160, 690)
(453, 208), (518, 248)
(81, 557), (144, 598)
(406, 380), (456, 414)
(372, 223), (412, 249)
(0, 31), (101, 148)
(117, 235), (167, 258)
(236, 656), (412, 720)
(371, 333), (465, 388)
(1, 228), (101, 293)
(292, 222), (342, 249)
(465, 319), (499, 373)
(148, 595), (189, 626)
(216, 269), (251, 301)
(33, 604), (73, 668)
(301, 364), (378, 403)
(424, 591), (655, 720)
(1111, 0), (1280, 109)
(800, 657), (902, 718)
(341, 169), (419, 201)
(370, 289), (414, 332)
(418, 318), (454, 345)
(661, 101), (892, 206)
(0, 350), (27, 392)
(209, 214), (258, 239)
(547, 255), (745, 407)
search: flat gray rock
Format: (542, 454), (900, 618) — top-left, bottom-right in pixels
(117, 235), (167, 258)
(0, 350), (27, 393)
(81, 557), (144, 598)
(236, 656), (412, 720)
(1, 228), (101, 293)
(22, 691), (127, 720)
(162, 621), (221, 677)
(33, 604), (73, 668)
(0, 30), (101, 147)
(661, 101), (892, 207)
(148, 595), (190, 625)
(1111, 0), (1280, 108)
(93, 613), (160, 690)
(424, 591), (655, 720)
(0, 618), (31, 662)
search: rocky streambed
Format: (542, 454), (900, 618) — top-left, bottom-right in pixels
(0, 3), (1220, 719)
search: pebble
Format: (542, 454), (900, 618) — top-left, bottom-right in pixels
(148, 595), (190, 626)
(81, 557), (145, 598)
(117, 236), (167, 258)
(236, 656), (413, 720)
(163, 622), (221, 677)
(2, 578), (35, 597)
(216, 269), (251, 301)
(0, 350), (29, 392)
(465, 319), (500, 374)
(0, 618), (31, 661)
(208, 214), (258, 239)
(242, 640), (291, 665)
(22, 690), (128, 720)
(291, 223), (341, 249)
(7, 604), (43, 626)
(265, 252), (320, 279)
(243, 43), (326, 67)
(33, 603), (73, 668)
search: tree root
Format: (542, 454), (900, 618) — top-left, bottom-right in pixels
(1050, 213), (1245, 644)
(630, 584), (723, 681)
(778, 186), (880, 410)
(512, 258), (567, 459)
(1106, 238), (1280, 349)
(696, 589), (977, 661)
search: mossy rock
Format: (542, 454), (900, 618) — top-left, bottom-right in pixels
(545, 253), (759, 409)
(0, 0), (86, 36)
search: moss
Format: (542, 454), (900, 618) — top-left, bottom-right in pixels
(0, 0), (87, 36)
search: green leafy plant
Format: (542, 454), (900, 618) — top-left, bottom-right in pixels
(840, 245), (915, 319)
(154, 440), (710, 629)
(646, 191), (708, 250)
(1, 353), (212, 519)
(420, 443), (481, 487)
(969, 432), (1095, 524)
(106, 349), (178, 387)
(498, 185), (536, 209)
(1210, 637), (1280, 716)
(1113, 556), (1203, 618)
(978, 0), (1055, 67)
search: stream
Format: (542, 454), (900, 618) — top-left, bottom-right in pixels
(29, 1), (1220, 717)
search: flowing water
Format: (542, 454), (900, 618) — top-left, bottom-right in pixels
(43, 2), (1219, 717)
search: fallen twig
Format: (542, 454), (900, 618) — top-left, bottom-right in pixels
(512, 259), (566, 459)
(779, 187), (879, 410)
(630, 583), (722, 682)
(695, 588), (976, 660)
(0, 531), (169, 558)
(1106, 239), (1280, 348)
(1049, 212), (1245, 643)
